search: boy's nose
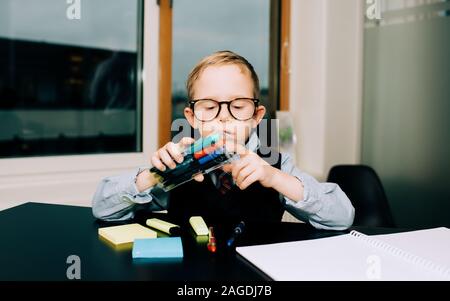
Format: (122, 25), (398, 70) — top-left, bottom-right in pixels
(217, 102), (232, 122)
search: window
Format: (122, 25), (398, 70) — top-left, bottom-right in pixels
(157, 0), (290, 145)
(0, 0), (144, 158)
(171, 0), (272, 122)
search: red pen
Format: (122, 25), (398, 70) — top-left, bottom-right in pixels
(193, 144), (218, 160)
(207, 227), (217, 253)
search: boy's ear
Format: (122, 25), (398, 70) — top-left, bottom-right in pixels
(251, 105), (266, 128)
(184, 107), (198, 129)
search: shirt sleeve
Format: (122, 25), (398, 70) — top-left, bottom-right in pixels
(91, 168), (168, 221)
(280, 153), (355, 230)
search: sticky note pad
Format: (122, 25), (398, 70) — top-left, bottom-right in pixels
(132, 237), (184, 259)
(98, 223), (157, 247)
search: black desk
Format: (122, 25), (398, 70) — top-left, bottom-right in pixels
(0, 202), (394, 281)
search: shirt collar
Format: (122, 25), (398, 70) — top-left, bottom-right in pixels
(245, 130), (260, 153)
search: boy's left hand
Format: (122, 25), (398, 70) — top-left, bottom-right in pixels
(223, 151), (278, 190)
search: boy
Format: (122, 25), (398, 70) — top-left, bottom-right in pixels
(92, 51), (354, 230)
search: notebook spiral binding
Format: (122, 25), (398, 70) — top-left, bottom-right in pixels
(350, 230), (450, 280)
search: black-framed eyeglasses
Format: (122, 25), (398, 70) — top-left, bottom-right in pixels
(189, 98), (259, 122)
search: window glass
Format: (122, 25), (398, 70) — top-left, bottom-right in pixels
(0, 0), (143, 158)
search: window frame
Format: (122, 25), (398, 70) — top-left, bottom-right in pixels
(279, 0), (291, 111)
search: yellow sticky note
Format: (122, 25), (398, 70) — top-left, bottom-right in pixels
(98, 223), (157, 248)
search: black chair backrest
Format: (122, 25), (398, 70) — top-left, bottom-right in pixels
(327, 165), (395, 228)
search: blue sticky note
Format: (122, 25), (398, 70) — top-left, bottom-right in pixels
(132, 237), (183, 259)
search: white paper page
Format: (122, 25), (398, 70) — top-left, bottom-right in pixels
(373, 227), (450, 271)
(237, 229), (450, 281)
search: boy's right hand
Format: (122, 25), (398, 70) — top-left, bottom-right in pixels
(150, 137), (204, 182)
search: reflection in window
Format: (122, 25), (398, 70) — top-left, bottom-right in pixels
(171, 0), (271, 123)
(0, 0), (143, 158)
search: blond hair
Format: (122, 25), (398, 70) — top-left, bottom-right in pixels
(186, 50), (260, 100)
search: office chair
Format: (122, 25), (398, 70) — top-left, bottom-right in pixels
(327, 165), (395, 228)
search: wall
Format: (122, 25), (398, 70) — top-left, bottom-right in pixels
(362, 2), (450, 228)
(289, 0), (363, 180)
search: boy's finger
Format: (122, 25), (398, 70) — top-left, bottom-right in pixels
(232, 159), (250, 180)
(158, 148), (177, 169)
(236, 165), (254, 186)
(167, 142), (183, 163)
(224, 141), (248, 155)
(193, 173), (204, 182)
(221, 163), (233, 173)
(178, 137), (195, 147)
(238, 172), (259, 190)
(151, 155), (166, 172)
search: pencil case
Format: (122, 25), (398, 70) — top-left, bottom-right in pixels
(150, 133), (239, 192)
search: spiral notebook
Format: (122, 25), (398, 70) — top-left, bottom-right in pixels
(236, 227), (450, 281)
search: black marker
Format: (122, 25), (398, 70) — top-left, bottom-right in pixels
(227, 221), (245, 247)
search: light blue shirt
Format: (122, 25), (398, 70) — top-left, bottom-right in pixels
(92, 133), (355, 230)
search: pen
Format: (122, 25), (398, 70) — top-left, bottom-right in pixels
(227, 221), (245, 248)
(194, 144), (219, 159)
(147, 134), (234, 191)
(184, 133), (221, 155)
(198, 148), (224, 165)
(207, 227), (217, 253)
